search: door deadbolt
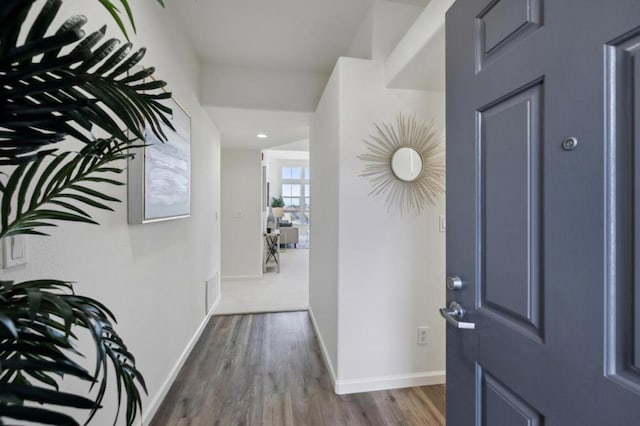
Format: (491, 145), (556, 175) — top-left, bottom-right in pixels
(447, 276), (463, 291)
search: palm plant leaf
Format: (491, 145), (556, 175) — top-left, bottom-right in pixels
(1, 1), (171, 424)
(97, 0), (166, 41)
(0, 0), (172, 165)
(98, 0), (135, 42)
(0, 279), (146, 425)
(0, 405), (81, 426)
(0, 138), (137, 239)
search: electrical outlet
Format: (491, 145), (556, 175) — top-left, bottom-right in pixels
(418, 326), (429, 345)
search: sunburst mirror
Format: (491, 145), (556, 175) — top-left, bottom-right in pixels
(358, 114), (445, 215)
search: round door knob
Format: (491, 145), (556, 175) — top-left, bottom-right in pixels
(447, 276), (463, 291)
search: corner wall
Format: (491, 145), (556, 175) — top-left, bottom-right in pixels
(309, 57), (446, 394)
(309, 67), (342, 382)
(1, 1), (221, 423)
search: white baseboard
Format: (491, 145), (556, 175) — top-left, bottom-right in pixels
(335, 370), (446, 395)
(308, 307), (337, 389)
(307, 309), (444, 396)
(210, 292), (222, 314)
(142, 300), (219, 425)
(221, 274), (263, 281)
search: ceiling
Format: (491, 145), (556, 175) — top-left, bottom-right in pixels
(169, 0), (434, 150)
(171, 0), (373, 73)
(204, 107), (312, 149)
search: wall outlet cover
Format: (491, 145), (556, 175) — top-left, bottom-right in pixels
(418, 326), (429, 345)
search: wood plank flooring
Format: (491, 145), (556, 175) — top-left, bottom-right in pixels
(150, 311), (446, 426)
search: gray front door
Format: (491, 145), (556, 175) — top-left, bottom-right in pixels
(445, 1), (640, 424)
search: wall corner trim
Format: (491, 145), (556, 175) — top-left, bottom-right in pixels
(308, 307), (338, 391)
(142, 300), (220, 424)
(335, 370), (446, 395)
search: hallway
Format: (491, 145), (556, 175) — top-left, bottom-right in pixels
(150, 312), (445, 425)
(216, 246), (309, 315)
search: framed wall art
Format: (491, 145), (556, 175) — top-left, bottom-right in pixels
(128, 96), (191, 224)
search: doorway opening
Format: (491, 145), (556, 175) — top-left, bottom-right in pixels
(215, 142), (310, 315)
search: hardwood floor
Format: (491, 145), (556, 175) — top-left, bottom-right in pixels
(150, 312), (446, 426)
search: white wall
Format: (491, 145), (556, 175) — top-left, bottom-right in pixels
(310, 57), (446, 394)
(309, 67), (342, 382)
(371, 0), (425, 61)
(221, 148), (263, 278)
(200, 63), (329, 112)
(273, 139), (311, 152)
(346, 0), (425, 63)
(385, 0), (454, 90)
(0, 1), (221, 423)
(347, 7), (373, 60)
(338, 58), (445, 387)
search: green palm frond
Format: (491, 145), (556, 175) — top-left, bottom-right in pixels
(0, 0), (173, 165)
(0, 279), (147, 425)
(98, 0), (137, 41)
(0, 137), (136, 239)
(1, 1), (172, 424)
(98, 0), (166, 41)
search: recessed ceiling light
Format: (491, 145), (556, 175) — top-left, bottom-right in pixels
(257, 133), (268, 139)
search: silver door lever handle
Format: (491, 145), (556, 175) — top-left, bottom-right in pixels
(440, 301), (476, 330)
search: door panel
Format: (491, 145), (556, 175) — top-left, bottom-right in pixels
(446, 1), (640, 424)
(634, 45), (640, 373)
(476, 0), (543, 70)
(481, 370), (543, 426)
(607, 27), (640, 391)
(481, 0), (535, 53)
(480, 82), (543, 337)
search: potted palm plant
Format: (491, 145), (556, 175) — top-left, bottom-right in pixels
(0, 0), (171, 424)
(271, 196), (285, 221)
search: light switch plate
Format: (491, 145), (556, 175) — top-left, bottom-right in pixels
(439, 215), (446, 233)
(2, 236), (28, 269)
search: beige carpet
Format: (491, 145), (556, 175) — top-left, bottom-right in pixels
(214, 248), (309, 315)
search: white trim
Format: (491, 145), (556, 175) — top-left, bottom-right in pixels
(308, 307), (337, 389)
(335, 370), (446, 395)
(142, 300), (219, 425)
(210, 290), (222, 315)
(221, 274), (263, 281)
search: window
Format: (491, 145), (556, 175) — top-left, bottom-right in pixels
(281, 166), (310, 225)
(282, 167), (302, 180)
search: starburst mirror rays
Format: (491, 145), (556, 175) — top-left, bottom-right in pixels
(358, 114), (445, 215)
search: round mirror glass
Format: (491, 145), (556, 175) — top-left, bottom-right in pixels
(391, 147), (423, 182)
